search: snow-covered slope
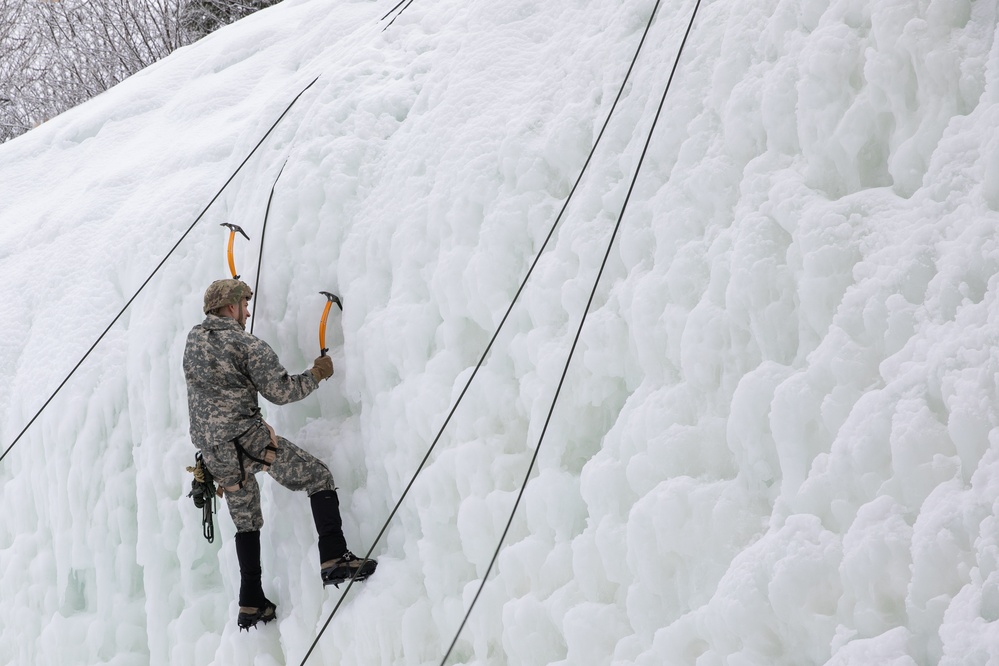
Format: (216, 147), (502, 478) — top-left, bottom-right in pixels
(3, 0), (999, 664)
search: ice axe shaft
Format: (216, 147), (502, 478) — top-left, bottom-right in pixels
(319, 291), (342, 356)
(221, 223), (250, 278)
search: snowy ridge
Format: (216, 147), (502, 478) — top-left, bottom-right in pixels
(3, 0), (999, 664)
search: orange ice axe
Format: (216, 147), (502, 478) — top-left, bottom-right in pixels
(221, 223), (250, 278)
(319, 291), (342, 356)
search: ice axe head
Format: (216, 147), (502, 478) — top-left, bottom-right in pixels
(318, 291), (342, 356)
(220, 223), (250, 278)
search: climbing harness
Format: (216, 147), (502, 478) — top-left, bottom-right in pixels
(230, 441), (279, 490)
(185, 433), (276, 543)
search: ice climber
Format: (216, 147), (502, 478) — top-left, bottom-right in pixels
(183, 278), (376, 630)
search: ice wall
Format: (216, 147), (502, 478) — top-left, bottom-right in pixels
(2, 0), (999, 664)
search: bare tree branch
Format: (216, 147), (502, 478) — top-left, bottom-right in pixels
(0, 0), (281, 143)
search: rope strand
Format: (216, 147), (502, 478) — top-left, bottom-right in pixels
(382, 0), (416, 30)
(380, 0), (410, 21)
(250, 159), (288, 336)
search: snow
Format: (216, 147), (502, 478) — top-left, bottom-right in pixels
(2, 0), (999, 663)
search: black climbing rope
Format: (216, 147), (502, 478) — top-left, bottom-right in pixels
(381, 0), (407, 20)
(439, 1), (703, 660)
(249, 159), (288, 336)
(0, 76), (320, 466)
(381, 0), (415, 26)
(298, 0), (672, 661)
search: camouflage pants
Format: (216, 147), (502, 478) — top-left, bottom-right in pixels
(201, 420), (334, 532)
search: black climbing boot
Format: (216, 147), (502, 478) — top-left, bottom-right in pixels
(321, 551), (377, 588)
(234, 530), (276, 630)
(237, 600), (276, 631)
(310, 490), (348, 565)
(311, 490), (376, 587)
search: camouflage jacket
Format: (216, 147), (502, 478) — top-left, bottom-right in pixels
(183, 315), (318, 449)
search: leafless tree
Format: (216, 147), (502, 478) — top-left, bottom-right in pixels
(0, 0), (278, 143)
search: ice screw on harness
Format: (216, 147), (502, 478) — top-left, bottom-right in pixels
(318, 291), (342, 356)
(221, 223), (250, 279)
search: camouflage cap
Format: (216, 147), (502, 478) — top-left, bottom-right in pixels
(203, 279), (253, 314)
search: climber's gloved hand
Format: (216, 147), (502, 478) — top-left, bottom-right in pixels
(310, 355), (334, 382)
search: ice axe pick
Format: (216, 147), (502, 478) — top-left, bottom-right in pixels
(220, 223), (250, 278)
(319, 291), (342, 356)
